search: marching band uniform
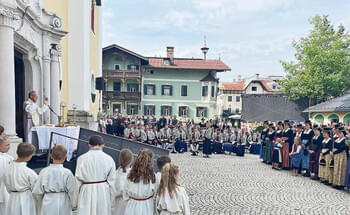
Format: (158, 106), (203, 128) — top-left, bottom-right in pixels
(147, 130), (155, 145)
(191, 129), (200, 155)
(203, 127), (212, 157)
(140, 129), (148, 143)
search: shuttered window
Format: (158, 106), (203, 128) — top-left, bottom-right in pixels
(161, 85), (173, 96)
(181, 85), (187, 96)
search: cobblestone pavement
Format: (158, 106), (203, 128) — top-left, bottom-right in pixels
(170, 153), (350, 215)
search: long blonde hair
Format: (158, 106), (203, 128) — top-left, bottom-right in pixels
(157, 163), (180, 199)
(128, 149), (155, 184)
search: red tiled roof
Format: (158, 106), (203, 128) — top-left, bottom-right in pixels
(260, 79), (277, 92)
(147, 57), (231, 71)
(221, 81), (245, 91)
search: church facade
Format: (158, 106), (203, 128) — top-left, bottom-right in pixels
(0, 0), (102, 157)
(0, 0), (66, 156)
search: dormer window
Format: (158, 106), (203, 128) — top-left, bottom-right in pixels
(164, 59), (170, 65)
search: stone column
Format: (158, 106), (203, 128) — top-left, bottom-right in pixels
(50, 44), (61, 125)
(0, 6), (22, 158)
(42, 55), (51, 124)
(0, 7), (18, 136)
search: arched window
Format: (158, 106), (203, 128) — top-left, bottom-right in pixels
(343, 113), (350, 126)
(314, 114), (324, 125)
(328, 113), (339, 123)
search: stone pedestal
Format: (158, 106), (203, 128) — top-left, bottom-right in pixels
(67, 110), (97, 131)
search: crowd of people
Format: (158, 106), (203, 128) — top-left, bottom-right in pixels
(259, 120), (350, 190)
(98, 114), (257, 157)
(0, 126), (190, 215)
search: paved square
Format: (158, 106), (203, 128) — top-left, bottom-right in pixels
(171, 153), (350, 215)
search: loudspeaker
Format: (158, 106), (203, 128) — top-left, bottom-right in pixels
(95, 77), (105, 90)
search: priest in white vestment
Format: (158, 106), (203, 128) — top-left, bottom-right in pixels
(24, 91), (49, 143)
(73, 135), (116, 215)
(0, 136), (13, 215)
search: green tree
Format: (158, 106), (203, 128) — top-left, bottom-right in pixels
(279, 15), (350, 102)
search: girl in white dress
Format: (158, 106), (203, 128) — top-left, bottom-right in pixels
(156, 163), (190, 215)
(112, 149), (133, 215)
(123, 149), (156, 215)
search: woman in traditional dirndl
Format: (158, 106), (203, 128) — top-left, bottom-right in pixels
(290, 137), (302, 176)
(318, 129), (332, 184)
(330, 128), (348, 189)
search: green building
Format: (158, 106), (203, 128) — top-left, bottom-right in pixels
(102, 45), (148, 115)
(102, 45), (231, 121)
(142, 47), (230, 121)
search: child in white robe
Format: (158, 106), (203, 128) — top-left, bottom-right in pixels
(156, 155), (172, 189)
(4, 143), (37, 215)
(124, 149), (156, 215)
(33, 145), (75, 215)
(73, 135), (117, 215)
(112, 148), (134, 215)
(0, 135), (13, 215)
(156, 163), (190, 215)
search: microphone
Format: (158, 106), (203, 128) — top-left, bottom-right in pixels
(47, 104), (59, 117)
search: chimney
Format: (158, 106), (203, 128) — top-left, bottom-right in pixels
(237, 75), (242, 81)
(166, 47), (174, 64)
(232, 78), (236, 83)
(255, 73), (260, 79)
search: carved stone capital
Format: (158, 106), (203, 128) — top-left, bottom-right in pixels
(0, 7), (19, 20)
(0, 7), (19, 28)
(50, 44), (61, 62)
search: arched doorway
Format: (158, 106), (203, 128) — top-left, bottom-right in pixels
(344, 113), (350, 126)
(314, 114), (324, 125)
(14, 50), (25, 139)
(328, 113), (339, 124)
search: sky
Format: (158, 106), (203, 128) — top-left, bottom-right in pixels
(102, 0), (350, 82)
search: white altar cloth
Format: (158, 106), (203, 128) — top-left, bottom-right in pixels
(32, 126), (80, 161)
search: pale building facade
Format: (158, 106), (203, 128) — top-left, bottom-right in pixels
(217, 74), (281, 117)
(43, 0), (103, 129)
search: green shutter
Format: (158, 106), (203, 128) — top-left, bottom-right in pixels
(135, 105), (138, 114)
(152, 106), (155, 115)
(152, 85), (156, 95)
(144, 105), (147, 115)
(178, 107), (181, 116)
(161, 86), (164, 95)
(204, 107), (208, 117)
(169, 106), (172, 115)
(196, 107), (199, 117)
(144, 85), (147, 95)
(161, 106), (164, 115)
(170, 86), (173, 96)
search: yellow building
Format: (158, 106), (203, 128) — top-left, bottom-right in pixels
(304, 90), (350, 126)
(43, 0), (102, 129)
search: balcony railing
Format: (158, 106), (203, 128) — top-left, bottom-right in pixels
(103, 70), (140, 79)
(103, 91), (141, 100)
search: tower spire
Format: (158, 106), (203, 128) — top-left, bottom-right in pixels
(201, 36), (209, 60)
